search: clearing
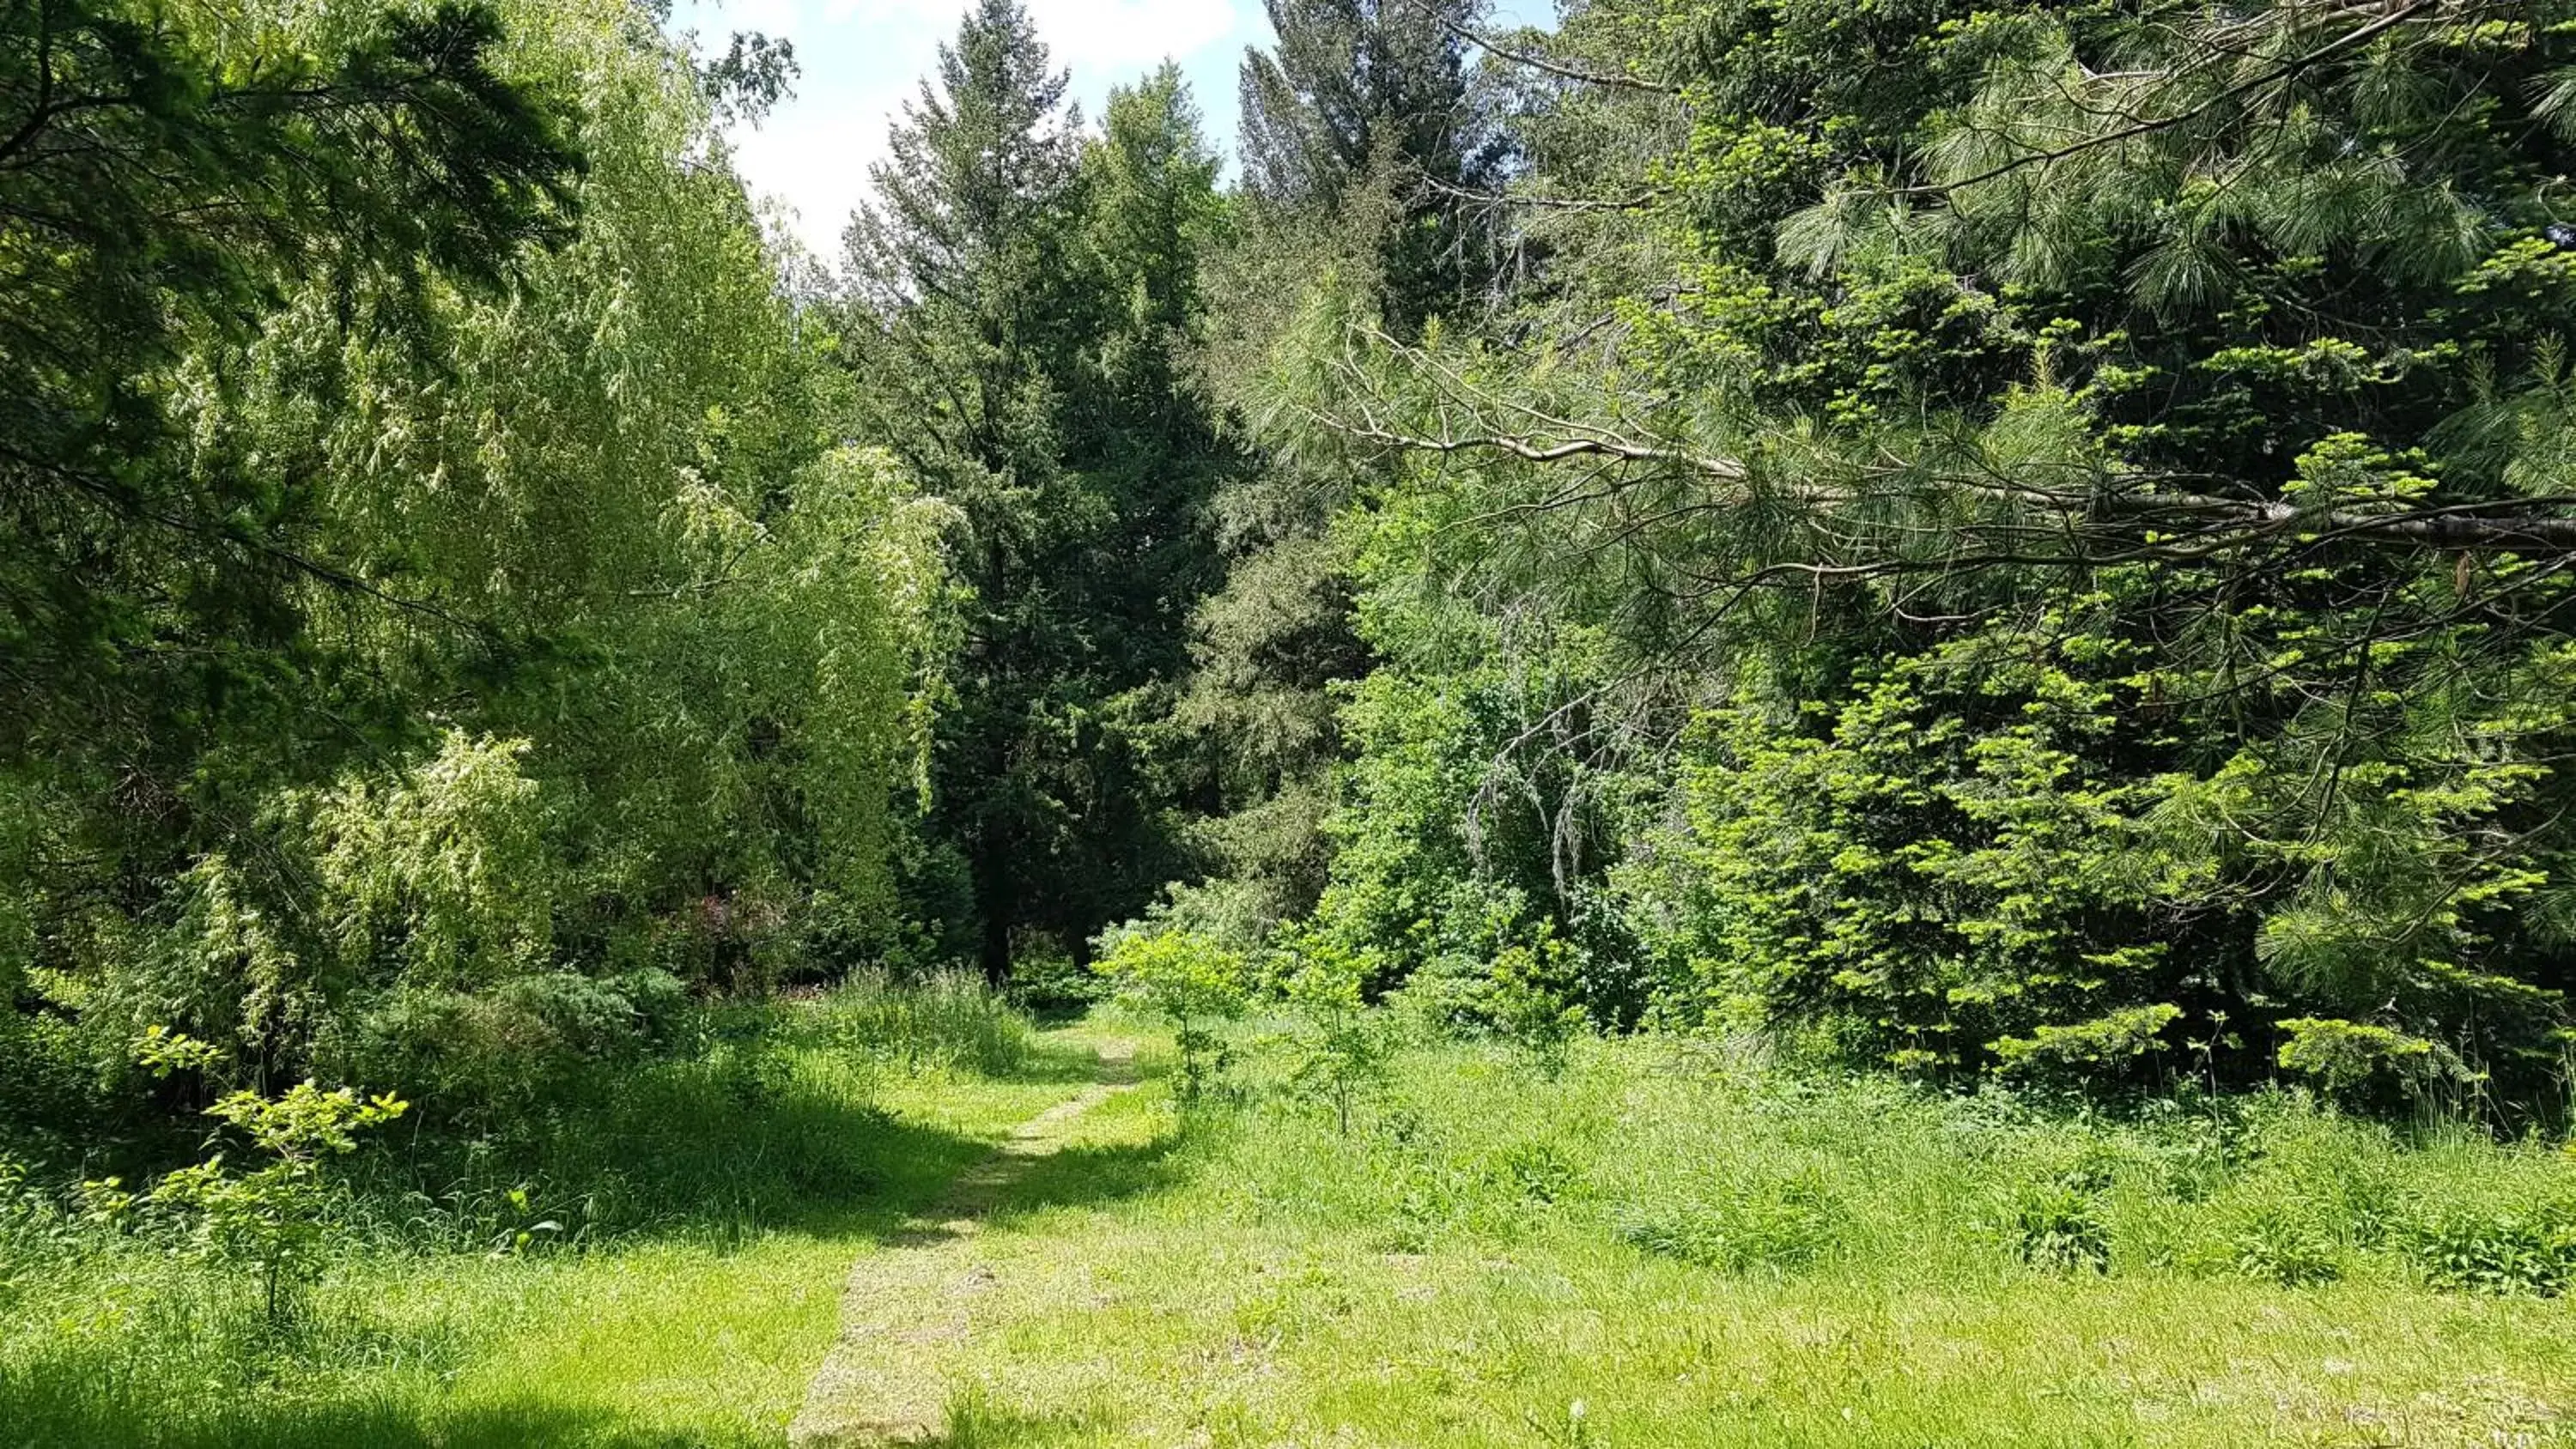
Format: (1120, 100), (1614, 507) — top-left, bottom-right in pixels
(9, 1003), (2576, 1448)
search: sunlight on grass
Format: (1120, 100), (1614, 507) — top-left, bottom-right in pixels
(13, 1013), (2576, 1448)
(912, 1034), (2576, 1448)
(0, 997), (1107, 1449)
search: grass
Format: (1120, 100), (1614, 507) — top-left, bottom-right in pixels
(7, 1003), (2576, 1446)
(893, 1025), (2576, 1447)
(0, 976), (1109, 1448)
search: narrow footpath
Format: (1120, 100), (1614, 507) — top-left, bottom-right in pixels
(788, 1042), (1140, 1446)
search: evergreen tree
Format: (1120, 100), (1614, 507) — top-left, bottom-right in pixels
(1169, 1), (1513, 942)
(847, 6), (1225, 979)
(1239, 0), (1505, 331)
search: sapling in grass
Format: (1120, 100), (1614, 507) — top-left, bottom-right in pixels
(1487, 931), (1589, 1079)
(1096, 930), (1248, 1099)
(132, 1029), (410, 1337)
(1278, 938), (1392, 1137)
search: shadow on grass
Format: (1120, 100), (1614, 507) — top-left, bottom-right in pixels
(348, 1056), (1015, 1253)
(0, 1385), (783, 1449)
(8, 1020), (1190, 1449)
(985, 1133), (1186, 1226)
(930, 1389), (1115, 1447)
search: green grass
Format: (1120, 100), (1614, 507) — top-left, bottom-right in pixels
(899, 1028), (2576, 1447)
(8, 1007), (2576, 1447)
(0, 979), (1107, 1448)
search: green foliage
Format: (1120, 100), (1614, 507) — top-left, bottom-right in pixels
(1238, 0), (1505, 333)
(806, 970), (1035, 1079)
(2, 0), (948, 1133)
(1277, 939), (1394, 1135)
(1615, 1167), (1842, 1275)
(1994, 1006), (2185, 1078)
(2227, 1205), (2342, 1288)
(305, 731), (552, 991)
(1094, 931), (1248, 1097)
(2275, 1018), (2439, 1099)
(137, 1033), (411, 1333)
(2401, 1199), (2576, 1298)
(2002, 1179), (2111, 1275)
(1230, 0), (2576, 1113)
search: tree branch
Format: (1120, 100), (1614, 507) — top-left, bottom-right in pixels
(1440, 20), (1677, 95)
(1892, 0), (2438, 198)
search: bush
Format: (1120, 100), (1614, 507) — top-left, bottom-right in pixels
(2004, 1179), (2111, 1274)
(2402, 1199), (2576, 1296)
(808, 970), (1032, 1076)
(2227, 1205), (2342, 1287)
(1615, 1167), (1842, 1276)
(1095, 930), (1249, 1098)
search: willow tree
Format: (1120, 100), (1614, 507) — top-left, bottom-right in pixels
(3, 0), (946, 1110)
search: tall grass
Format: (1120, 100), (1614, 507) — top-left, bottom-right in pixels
(801, 967), (1036, 1077)
(1195, 1030), (2576, 1294)
(0, 972), (1052, 1449)
(891, 1027), (2576, 1446)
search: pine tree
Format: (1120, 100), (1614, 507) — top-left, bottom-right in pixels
(846, 8), (1226, 979)
(1238, 0), (1504, 332)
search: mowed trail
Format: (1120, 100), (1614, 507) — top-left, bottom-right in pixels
(788, 1042), (1139, 1446)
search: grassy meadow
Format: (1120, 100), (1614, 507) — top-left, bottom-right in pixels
(0, 982), (1136, 1449)
(9, 990), (2575, 1447)
(924, 1030), (2576, 1447)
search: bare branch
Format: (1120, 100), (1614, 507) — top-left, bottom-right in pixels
(1440, 19), (1677, 95)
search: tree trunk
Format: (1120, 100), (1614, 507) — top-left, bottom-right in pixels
(975, 837), (1014, 987)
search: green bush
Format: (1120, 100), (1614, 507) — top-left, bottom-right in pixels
(1096, 930), (1249, 1098)
(2226, 1206), (2342, 1287)
(2004, 1179), (2111, 1274)
(1615, 1168), (1843, 1275)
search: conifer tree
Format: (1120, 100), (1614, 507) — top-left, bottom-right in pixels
(847, 6), (1224, 979)
(1239, 0), (1504, 331)
(1168, 1), (1510, 940)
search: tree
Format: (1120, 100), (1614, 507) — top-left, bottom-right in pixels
(1239, 0), (1507, 332)
(1270, 0), (2576, 1101)
(3, 0), (944, 1110)
(0, 0), (579, 834)
(846, 5), (1227, 981)
(1167, 1), (1520, 945)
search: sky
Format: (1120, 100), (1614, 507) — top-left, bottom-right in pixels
(666, 0), (1558, 258)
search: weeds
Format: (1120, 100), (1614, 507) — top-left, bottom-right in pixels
(2402, 1198), (2576, 1295)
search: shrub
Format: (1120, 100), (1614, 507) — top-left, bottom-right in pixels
(2401, 1199), (2576, 1296)
(145, 1069), (410, 1335)
(2004, 1179), (2111, 1274)
(811, 970), (1031, 1076)
(1992, 1004), (2184, 1080)
(1615, 1169), (1842, 1275)
(1095, 930), (1249, 1098)
(1278, 937), (1394, 1135)
(2275, 1018), (2437, 1099)
(2227, 1206), (2342, 1287)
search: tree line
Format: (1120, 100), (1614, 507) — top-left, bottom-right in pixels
(10, 0), (2576, 1143)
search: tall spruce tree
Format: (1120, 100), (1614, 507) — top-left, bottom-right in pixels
(1163, 0), (1510, 943)
(846, 5), (1224, 979)
(1238, 0), (1504, 331)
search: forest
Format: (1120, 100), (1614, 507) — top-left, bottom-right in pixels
(6, 0), (2576, 1443)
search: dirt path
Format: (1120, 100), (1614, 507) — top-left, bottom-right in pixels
(787, 1042), (1139, 1446)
